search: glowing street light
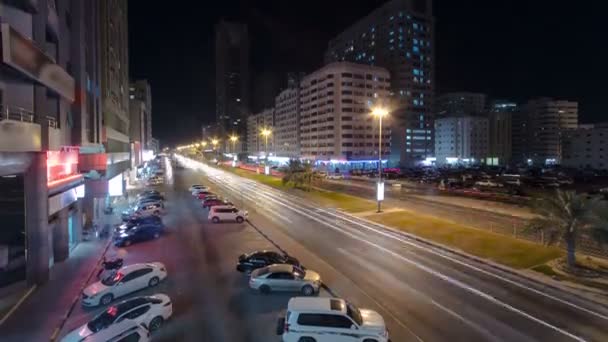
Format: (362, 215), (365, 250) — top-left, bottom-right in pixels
(211, 138), (219, 148)
(371, 107), (389, 213)
(229, 135), (238, 154)
(260, 128), (272, 161)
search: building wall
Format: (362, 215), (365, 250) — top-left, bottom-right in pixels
(300, 62), (391, 161)
(562, 127), (608, 170)
(435, 116), (489, 165)
(324, 0), (434, 166)
(488, 100), (517, 165)
(99, 0), (129, 154)
(247, 108), (274, 155)
(274, 87), (300, 158)
(435, 92), (487, 119)
(129, 80), (152, 150)
(521, 98), (578, 164)
(215, 21), (249, 147)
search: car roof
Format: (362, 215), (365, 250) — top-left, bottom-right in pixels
(267, 264), (294, 273)
(83, 319), (147, 341)
(288, 297), (346, 314)
(211, 205), (235, 209)
(120, 263), (157, 273)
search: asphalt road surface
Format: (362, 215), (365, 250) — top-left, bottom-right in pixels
(174, 156), (608, 342)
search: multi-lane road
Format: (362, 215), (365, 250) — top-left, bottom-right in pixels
(175, 156), (608, 342)
(46, 156), (608, 342)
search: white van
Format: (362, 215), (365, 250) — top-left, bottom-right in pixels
(278, 297), (389, 342)
(82, 319), (150, 342)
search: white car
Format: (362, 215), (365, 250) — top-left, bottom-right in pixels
(208, 205), (248, 223)
(278, 297), (389, 342)
(474, 180), (504, 188)
(81, 263), (168, 307)
(78, 320), (150, 342)
(62, 294), (172, 341)
(327, 173), (345, 180)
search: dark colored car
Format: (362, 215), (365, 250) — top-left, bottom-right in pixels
(114, 223), (164, 247)
(202, 198), (232, 209)
(196, 191), (215, 200)
(138, 194), (165, 202)
(115, 216), (163, 233)
(137, 190), (161, 198)
(236, 251), (301, 273)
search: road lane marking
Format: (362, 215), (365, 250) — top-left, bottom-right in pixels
(251, 190), (587, 342)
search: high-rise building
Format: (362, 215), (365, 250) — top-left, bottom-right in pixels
(434, 116), (489, 165)
(129, 80), (152, 151)
(274, 75), (303, 158)
(435, 92), (487, 119)
(247, 108), (274, 155)
(0, 0), (95, 289)
(299, 62), (391, 165)
(215, 20), (249, 151)
(515, 98), (578, 165)
(325, 0), (434, 166)
(488, 100), (516, 166)
(100, 0), (130, 176)
(562, 124), (608, 170)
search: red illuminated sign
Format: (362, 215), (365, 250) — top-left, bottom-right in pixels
(47, 148), (79, 185)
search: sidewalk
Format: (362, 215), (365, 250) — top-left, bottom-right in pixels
(0, 198), (128, 342)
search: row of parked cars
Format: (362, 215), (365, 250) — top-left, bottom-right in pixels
(235, 250), (390, 341)
(60, 184), (173, 342)
(190, 184), (249, 223)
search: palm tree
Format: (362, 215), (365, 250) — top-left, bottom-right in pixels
(528, 190), (608, 268)
(282, 160), (315, 190)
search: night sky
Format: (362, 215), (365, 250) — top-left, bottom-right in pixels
(128, 0), (607, 147)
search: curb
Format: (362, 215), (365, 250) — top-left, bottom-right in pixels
(49, 238), (113, 342)
(342, 210), (608, 310)
(0, 285), (37, 327)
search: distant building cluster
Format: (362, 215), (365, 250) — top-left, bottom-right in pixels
(209, 0), (603, 171)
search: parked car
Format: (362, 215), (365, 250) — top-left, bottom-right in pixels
(66, 320), (150, 342)
(114, 223), (164, 247)
(135, 198), (164, 209)
(81, 263), (167, 307)
(237, 251), (301, 273)
(326, 173), (345, 180)
(61, 294), (172, 341)
(194, 190), (215, 200)
(208, 205), (248, 223)
(189, 184), (209, 192)
(137, 193), (165, 202)
(121, 203), (164, 221)
(474, 180), (504, 188)
(137, 190), (161, 198)
(202, 198), (233, 209)
(117, 216), (163, 233)
(249, 264), (320, 296)
(277, 297), (389, 342)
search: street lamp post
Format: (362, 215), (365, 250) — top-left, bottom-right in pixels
(372, 107), (388, 213)
(229, 135), (238, 154)
(260, 128), (271, 162)
(211, 138), (219, 160)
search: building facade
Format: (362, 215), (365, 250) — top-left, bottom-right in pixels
(516, 98), (578, 165)
(247, 108), (274, 155)
(562, 124), (608, 170)
(274, 86), (300, 158)
(0, 0), (91, 290)
(299, 62), (391, 163)
(435, 92), (487, 119)
(487, 100), (516, 166)
(215, 20), (249, 152)
(434, 116), (489, 165)
(324, 0), (434, 166)
(129, 80), (152, 151)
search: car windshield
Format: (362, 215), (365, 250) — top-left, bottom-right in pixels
(101, 272), (123, 286)
(346, 302), (363, 326)
(87, 305), (120, 332)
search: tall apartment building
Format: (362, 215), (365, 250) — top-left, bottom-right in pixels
(100, 0), (130, 181)
(215, 20), (249, 152)
(325, 0), (434, 166)
(487, 100), (516, 165)
(129, 80), (152, 150)
(514, 98), (578, 165)
(562, 124), (608, 170)
(0, 0), (98, 289)
(299, 62), (391, 163)
(274, 76), (302, 158)
(434, 116), (489, 165)
(246, 108), (274, 155)
(435, 92), (487, 119)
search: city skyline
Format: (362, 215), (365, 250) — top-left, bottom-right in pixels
(129, 0), (607, 146)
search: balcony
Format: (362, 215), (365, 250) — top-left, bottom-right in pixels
(0, 105), (59, 152)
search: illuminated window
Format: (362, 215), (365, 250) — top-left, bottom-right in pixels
(413, 46), (420, 53)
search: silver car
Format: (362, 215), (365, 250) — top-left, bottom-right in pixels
(249, 264), (321, 296)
